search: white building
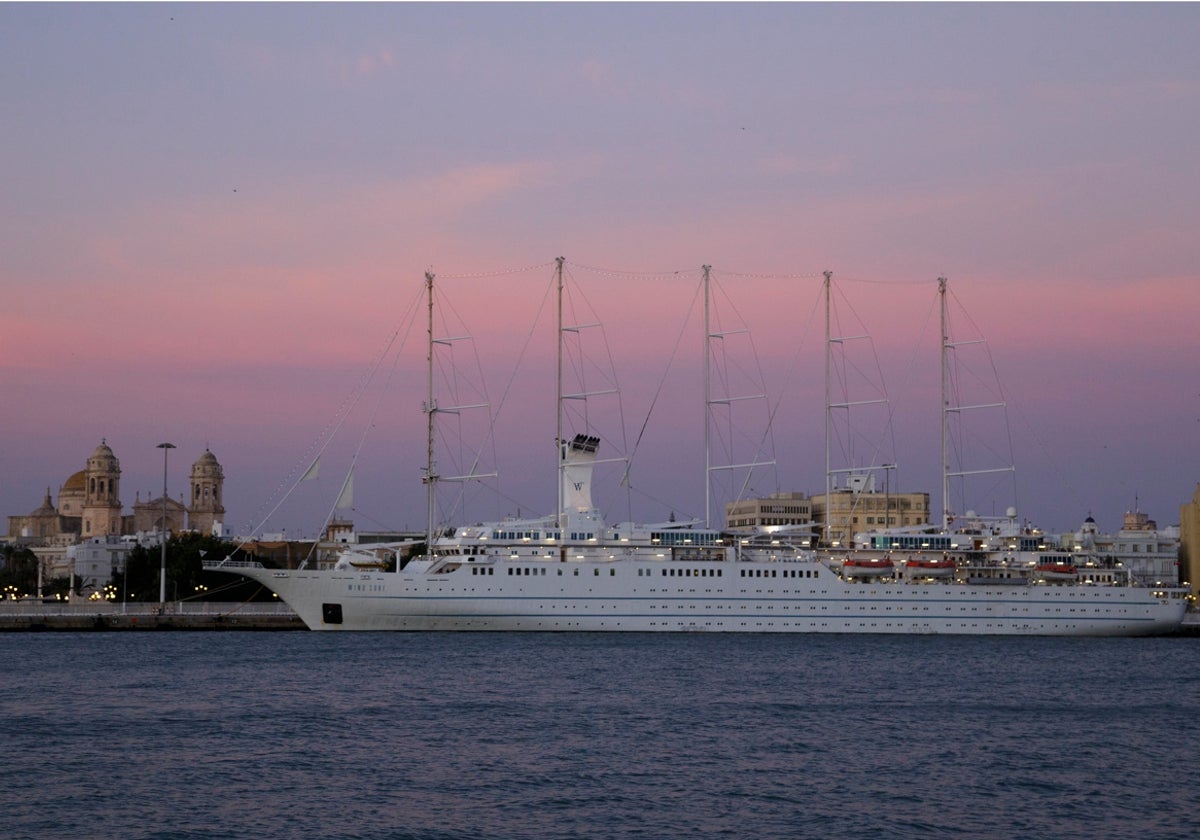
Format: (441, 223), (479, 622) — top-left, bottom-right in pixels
(1066, 510), (1180, 586)
(64, 533), (164, 598)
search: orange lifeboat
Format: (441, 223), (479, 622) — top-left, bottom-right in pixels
(842, 557), (896, 579)
(1035, 562), (1078, 583)
(904, 557), (956, 578)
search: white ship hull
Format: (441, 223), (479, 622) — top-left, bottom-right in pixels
(219, 558), (1188, 636)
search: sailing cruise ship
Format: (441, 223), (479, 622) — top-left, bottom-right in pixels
(207, 263), (1190, 635)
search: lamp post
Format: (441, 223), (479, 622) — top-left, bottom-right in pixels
(157, 442), (176, 607)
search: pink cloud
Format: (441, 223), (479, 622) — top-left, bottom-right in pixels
(577, 59), (627, 100)
(344, 48), (396, 82)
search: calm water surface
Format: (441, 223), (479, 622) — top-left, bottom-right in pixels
(1, 633), (1196, 840)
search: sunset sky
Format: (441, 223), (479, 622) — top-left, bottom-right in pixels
(3, 3), (1198, 540)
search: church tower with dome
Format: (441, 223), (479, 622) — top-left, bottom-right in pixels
(5, 441), (231, 593)
(188, 448), (226, 535)
(81, 439), (122, 538)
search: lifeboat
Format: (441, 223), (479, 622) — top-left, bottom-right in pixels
(904, 557), (957, 578)
(1035, 562), (1078, 582)
(334, 551), (389, 571)
(842, 557), (896, 579)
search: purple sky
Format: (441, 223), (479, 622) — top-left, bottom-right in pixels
(3, 3), (1198, 538)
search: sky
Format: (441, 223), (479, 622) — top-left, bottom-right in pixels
(2, 3), (1198, 539)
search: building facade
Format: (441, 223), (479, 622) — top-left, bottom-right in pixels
(724, 484), (931, 549)
(5, 441), (226, 594)
(1180, 484), (1200, 597)
(725, 492), (815, 543)
(1066, 510), (1181, 587)
(810, 486), (931, 548)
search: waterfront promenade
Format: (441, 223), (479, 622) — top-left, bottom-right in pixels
(0, 600), (303, 631)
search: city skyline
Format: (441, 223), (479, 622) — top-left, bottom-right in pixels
(3, 4), (1198, 537)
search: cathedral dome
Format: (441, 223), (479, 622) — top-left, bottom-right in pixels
(61, 470), (86, 492)
(87, 439), (120, 472)
(191, 448), (224, 477)
(193, 449), (220, 467)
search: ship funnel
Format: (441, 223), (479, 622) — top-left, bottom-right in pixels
(560, 434), (600, 514)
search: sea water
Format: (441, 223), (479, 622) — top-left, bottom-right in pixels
(0, 633), (1195, 840)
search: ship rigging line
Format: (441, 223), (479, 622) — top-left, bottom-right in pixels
(300, 296), (413, 569)
(707, 269), (780, 506)
(828, 278), (896, 480)
(449, 267), (557, 524)
(762, 276), (825, 491)
(236, 282), (424, 553)
(622, 271), (705, 491)
(437, 260), (557, 280)
(425, 281), (500, 530)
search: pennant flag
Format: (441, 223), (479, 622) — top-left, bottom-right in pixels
(335, 471), (354, 510)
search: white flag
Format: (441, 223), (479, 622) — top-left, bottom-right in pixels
(335, 471), (354, 510)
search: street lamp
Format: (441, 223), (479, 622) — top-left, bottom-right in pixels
(157, 442), (176, 607)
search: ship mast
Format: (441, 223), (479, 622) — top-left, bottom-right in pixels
(420, 271), (497, 554)
(939, 275), (1014, 530)
(823, 270), (832, 547)
(424, 271), (438, 551)
(555, 255), (565, 533)
(939, 276), (949, 531)
(704, 266), (772, 530)
(703, 264), (712, 527)
(822, 270), (888, 547)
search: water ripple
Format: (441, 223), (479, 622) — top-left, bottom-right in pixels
(1, 633), (1196, 840)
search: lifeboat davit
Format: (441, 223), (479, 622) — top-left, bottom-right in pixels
(843, 557), (896, 579)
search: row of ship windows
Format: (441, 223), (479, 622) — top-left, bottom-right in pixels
(646, 568), (722, 577)
(489, 531), (610, 541)
(470, 566), (820, 579)
(742, 569), (819, 578)
(494, 567), (619, 577)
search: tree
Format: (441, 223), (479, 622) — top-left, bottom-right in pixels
(40, 574), (82, 600)
(112, 534), (276, 603)
(0, 544), (39, 598)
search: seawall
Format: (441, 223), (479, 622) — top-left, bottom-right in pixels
(0, 602), (304, 631)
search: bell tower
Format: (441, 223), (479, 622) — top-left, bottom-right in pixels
(82, 439), (122, 538)
(188, 448), (226, 535)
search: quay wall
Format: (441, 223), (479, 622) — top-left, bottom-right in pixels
(0, 602), (304, 631)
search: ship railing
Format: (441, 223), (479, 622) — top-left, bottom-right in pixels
(202, 559), (264, 570)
